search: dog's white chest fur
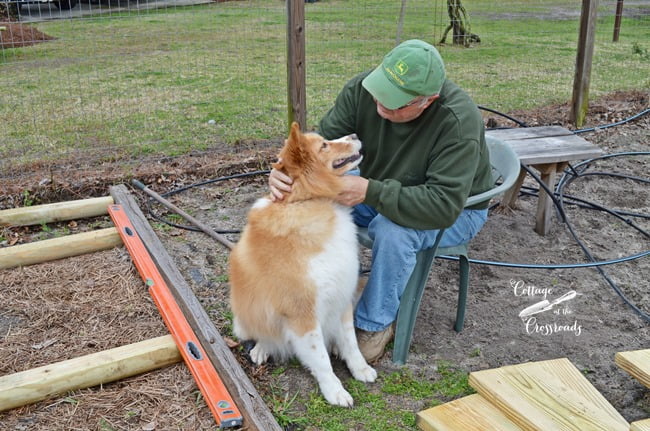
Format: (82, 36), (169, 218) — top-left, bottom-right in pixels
(308, 205), (359, 326)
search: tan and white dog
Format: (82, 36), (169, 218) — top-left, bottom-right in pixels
(228, 122), (376, 407)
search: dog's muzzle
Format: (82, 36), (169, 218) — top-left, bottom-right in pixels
(333, 153), (362, 169)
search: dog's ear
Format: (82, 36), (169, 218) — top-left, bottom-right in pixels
(283, 122), (307, 161)
(288, 121), (302, 144)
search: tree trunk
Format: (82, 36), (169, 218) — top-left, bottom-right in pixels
(439, 0), (481, 47)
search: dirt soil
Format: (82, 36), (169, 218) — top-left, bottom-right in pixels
(0, 22), (55, 48)
(0, 90), (648, 430)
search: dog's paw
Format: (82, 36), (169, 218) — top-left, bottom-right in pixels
(249, 344), (270, 365)
(322, 387), (354, 408)
(351, 364), (377, 383)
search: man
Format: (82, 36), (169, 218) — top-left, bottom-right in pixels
(270, 39), (493, 362)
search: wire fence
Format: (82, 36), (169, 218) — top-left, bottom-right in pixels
(0, 0), (648, 191)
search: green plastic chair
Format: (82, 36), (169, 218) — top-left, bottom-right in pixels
(357, 136), (521, 364)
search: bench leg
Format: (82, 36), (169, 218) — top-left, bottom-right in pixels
(534, 163), (559, 236)
(502, 169), (527, 209)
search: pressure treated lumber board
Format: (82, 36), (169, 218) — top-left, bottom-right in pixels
(110, 184), (282, 431)
(0, 335), (181, 412)
(469, 357), (629, 431)
(615, 349), (650, 388)
(417, 393), (523, 431)
(0, 196), (114, 227)
(631, 418), (650, 431)
(0, 227), (122, 269)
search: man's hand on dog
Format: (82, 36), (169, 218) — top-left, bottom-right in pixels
(336, 176), (368, 206)
(269, 164), (368, 206)
(269, 164), (293, 201)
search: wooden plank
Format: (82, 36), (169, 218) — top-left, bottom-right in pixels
(501, 136), (603, 165)
(615, 349), (650, 388)
(486, 126), (573, 141)
(0, 196), (114, 227)
(631, 418), (650, 431)
(486, 127), (603, 165)
(0, 335), (181, 412)
(109, 185), (282, 431)
(0, 227), (122, 269)
(469, 357), (629, 431)
(417, 393), (523, 431)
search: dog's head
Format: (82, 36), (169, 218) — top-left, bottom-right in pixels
(273, 122), (362, 202)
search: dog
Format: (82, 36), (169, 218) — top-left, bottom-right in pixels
(228, 122), (376, 407)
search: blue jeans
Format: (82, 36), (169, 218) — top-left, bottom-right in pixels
(352, 204), (488, 332)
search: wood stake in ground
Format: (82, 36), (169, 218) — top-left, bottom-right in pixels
(0, 335), (181, 412)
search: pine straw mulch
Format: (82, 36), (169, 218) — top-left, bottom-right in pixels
(0, 247), (216, 430)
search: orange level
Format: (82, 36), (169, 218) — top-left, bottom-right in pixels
(108, 204), (242, 429)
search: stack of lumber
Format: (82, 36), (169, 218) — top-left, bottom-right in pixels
(616, 349), (650, 431)
(417, 356), (649, 431)
(615, 349), (650, 389)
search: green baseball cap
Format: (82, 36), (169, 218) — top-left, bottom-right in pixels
(362, 39), (446, 110)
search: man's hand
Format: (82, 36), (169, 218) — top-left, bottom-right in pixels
(336, 176), (369, 207)
(269, 166), (293, 201)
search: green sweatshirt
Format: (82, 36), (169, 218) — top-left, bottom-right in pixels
(319, 72), (494, 230)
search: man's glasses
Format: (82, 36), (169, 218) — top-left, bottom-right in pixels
(375, 96), (427, 111)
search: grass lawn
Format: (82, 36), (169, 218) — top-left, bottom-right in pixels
(0, 0), (648, 166)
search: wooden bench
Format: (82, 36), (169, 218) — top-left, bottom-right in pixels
(486, 126), (603, 235)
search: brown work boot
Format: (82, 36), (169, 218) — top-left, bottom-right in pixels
(356, 325), (394, 363)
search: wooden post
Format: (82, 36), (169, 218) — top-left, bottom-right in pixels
(570, 0), (599, 128)
(0, 228), (122, 269)
(0, 196), (114, 227)
(0, 335), (181, 412)
(286, 0), (306, 131)
(396, 0), (408, 44)
(612, 0), (624, 42)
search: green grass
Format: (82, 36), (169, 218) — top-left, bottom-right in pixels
(278, 362), (475, 430)
(1, 0), (647, 166)
(0, 0), (648, 166)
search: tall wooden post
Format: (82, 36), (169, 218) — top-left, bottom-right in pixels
(570, 0), (598, 128)
(612, 0), (624, 42)
(286, 0), (306, 131)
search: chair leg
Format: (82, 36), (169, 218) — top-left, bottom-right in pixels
(392, 247), (436, 365)
(454, 255), (470, 332)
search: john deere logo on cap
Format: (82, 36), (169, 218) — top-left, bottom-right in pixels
(395, 60), (408, 75)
